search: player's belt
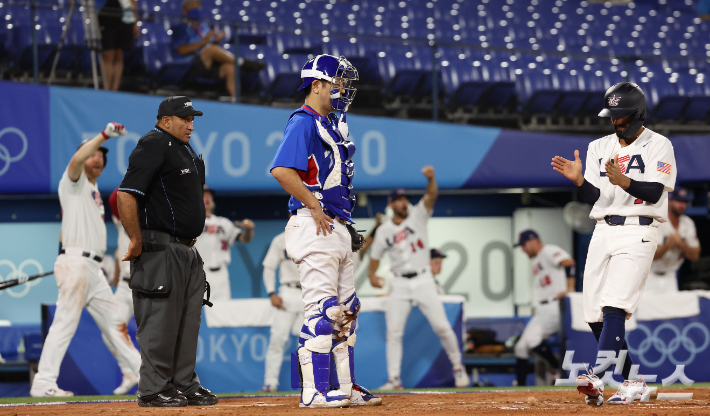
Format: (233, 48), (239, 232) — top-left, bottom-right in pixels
(653, 271), (667, 276)
(209, 266), (221, 272)
(396, 268), (428, 279)
(123, 277), (131, 283)
(604, 215), (653, 226)
(283, 282), (302, 289)
(59, 248), (103, 263)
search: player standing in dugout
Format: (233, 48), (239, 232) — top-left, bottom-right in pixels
(270, 54), (382, 408)
(552, 82), (676, 405)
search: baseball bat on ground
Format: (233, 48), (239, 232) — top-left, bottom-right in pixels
(0, 271), (54, 291)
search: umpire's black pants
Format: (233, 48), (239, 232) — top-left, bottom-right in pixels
(132, 230), (206, 399)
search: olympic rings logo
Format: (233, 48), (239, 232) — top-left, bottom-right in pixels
(0, 259), (44, 298)
(627, 322), (710, 368)
(0, 127), (29, 177)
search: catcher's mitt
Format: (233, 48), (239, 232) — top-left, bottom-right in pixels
(346, 223), (365, 252)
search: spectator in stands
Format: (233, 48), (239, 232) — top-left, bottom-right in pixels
(172, 0), (237, 100)
(646, 187), (701, 293)
(98, 0), (139, 91)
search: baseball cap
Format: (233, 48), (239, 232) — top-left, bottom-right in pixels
(430, 248), (447, 259)
(669, 187), (694, 202)
(387, 188), (409, 203)
(203, 184), (215, 195)
(514, 229), (539, 247)
(157, 96), (204, 119)
(77, 138), (108, 167)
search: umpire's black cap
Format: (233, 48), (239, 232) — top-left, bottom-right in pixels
(157, 96), (204, 119)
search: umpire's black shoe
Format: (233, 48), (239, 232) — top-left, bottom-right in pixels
(186, 386), (219, 406)
(137, 388), (188, 407)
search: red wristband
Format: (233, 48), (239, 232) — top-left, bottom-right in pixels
(101, 130), (109, 139)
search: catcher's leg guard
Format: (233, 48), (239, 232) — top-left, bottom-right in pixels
(291, 297), (347, 405)
(330, 293), (360, 396)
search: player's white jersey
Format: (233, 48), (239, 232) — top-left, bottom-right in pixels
(650, 215), (699, 275)
(584, 128), (676, 222)
(262, 232), (300, 294)
(112, 216), (131, 278)
(370, 200), (431, 275)
(532, 244), (571, 305)
(194, 214), (242, 269)
(58, 169), (106, 255)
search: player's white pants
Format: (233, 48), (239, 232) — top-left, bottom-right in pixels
(514, 302), (561, 359)
(114, 277), (134, 324)
(205, 266), (231, 301)
(385, 272), (463, 380)
(285, 209), (355, 321)
(32, 254), (141, 391)
(644, 272), (678, 294)
(583, 221), (658, 323)
(263, 286), (304, 388)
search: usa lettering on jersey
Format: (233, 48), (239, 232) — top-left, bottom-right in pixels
(385, 227), (416, 247)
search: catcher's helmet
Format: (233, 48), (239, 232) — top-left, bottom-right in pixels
(297, 54), (358, 111)
(598, 82), (646, 139)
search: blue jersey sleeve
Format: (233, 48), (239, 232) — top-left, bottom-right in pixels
(271, 113), (315, 172)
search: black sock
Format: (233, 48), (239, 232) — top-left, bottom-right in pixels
(515, 358), (529, 386)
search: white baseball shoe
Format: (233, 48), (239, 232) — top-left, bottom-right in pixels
(350, 384), (382, 406)
(576, 368), (604, 406)
(299, 390), (351, 408)
(378, 376), (403, 390)
(607, 380), (651, 404)
(113, 375), (139, 395)
(30, 386), (74, 397)
(454, 366), (471, 388)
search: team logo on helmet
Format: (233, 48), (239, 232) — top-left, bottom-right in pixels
(608, 95), (621, 107)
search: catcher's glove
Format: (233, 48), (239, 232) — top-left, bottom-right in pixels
(346, 223), (365, 252)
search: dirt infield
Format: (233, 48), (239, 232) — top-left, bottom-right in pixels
(1, 388), (709, 415)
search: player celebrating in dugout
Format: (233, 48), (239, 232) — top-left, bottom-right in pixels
(270, 54), (382, 408)
(552, 82), (676, 406)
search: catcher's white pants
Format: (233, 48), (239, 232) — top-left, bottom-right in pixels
(385, 272), (463, 380)
(583, 221), (658, 322)
(32, 254), (141, 391)
(285, 209), (355, 321)
(263, 286), (304, 388)
(205, 266), (231, 301)
(514, 302), (561, 359)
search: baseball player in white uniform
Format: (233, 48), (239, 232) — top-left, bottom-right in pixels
(30, 123), (142, 397)
(260, 229), (303, 392)
(513, 230), (575, 386)
(552, 82), (676, 405)
(194, 185), (254, 300)
(369, 166), (470, 390)
(646, 187), (700, 293)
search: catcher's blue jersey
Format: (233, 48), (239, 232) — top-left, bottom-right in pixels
(271, 105), (356, 222)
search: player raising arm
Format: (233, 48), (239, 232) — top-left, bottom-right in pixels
(552, 82), (676, 406)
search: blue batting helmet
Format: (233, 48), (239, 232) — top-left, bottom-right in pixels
(297, 54), (359, 111)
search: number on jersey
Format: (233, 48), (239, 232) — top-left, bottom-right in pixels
(410, 239), (424, 253)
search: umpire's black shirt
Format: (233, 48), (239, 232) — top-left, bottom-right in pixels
(119, 126), (205, 239)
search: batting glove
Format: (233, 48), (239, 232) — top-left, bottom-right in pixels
(101, 122), (127, 139)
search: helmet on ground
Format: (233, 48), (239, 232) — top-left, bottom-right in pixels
(297, 54), (359, 111)
(598, 82), (646, 139)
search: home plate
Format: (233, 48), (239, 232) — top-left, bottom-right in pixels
(656, 393), (693, 400)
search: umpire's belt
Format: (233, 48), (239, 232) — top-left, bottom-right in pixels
(141, 230), (196, 250)
(59, 247), (103, 263)
(283, 282), (302, 289)
(604, 215), (653, 226)
(395, 268), (428, 279)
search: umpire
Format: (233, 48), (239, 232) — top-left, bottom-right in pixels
(117, 96), (217, 407)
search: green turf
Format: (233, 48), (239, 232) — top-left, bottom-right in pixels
(1, 383), (707, 406)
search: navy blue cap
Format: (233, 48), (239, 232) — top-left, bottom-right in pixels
(669, 187), (693, 202)
(430, 248), (447, 259)
(514, 229), (539, 247)
(388, 188), (409, 203)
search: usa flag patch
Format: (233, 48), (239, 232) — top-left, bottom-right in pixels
(657, 161), (672, 175)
